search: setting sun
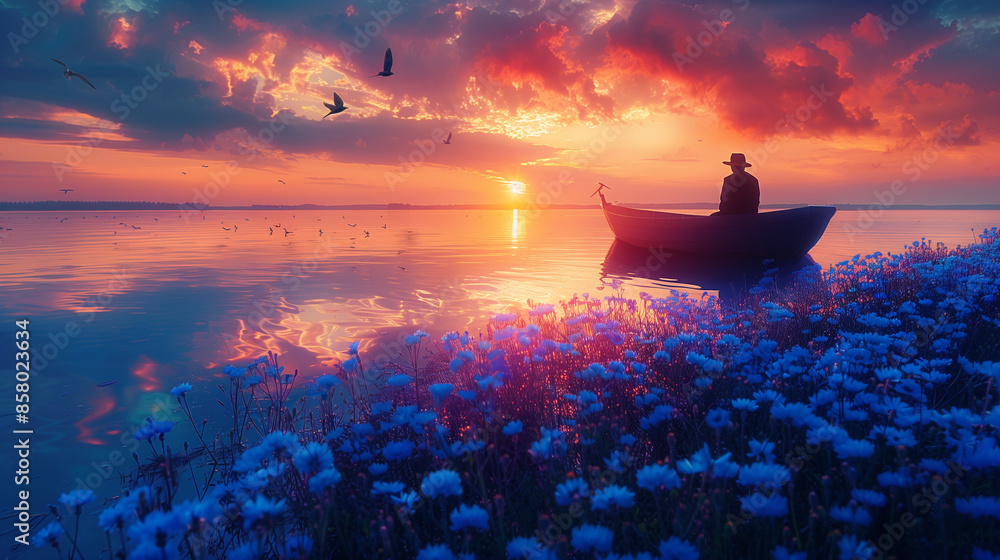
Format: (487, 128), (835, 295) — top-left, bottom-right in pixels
(506, 181), (526, 195)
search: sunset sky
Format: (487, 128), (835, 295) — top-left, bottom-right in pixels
(0, 0), (997, 206)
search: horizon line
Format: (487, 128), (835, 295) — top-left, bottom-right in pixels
(3, 201), (1000, 211)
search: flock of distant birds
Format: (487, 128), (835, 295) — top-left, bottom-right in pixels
(1, 210), (432, 270)
(51, 47), (457, 198)
(28, 46), (466, 267)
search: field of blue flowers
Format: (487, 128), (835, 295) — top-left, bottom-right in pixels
(36, 229), (1000, 560)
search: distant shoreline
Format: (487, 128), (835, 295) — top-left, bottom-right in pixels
(2, 201), (1000, 211)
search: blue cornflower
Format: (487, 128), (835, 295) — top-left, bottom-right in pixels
(636, 463), (681, 491)
(170, 383), (192, 396)
(387, 374), (413, 387)
(737, 463), (790, 487)
(449, 504), (489, 531)
(570, 524), (613, 553)
(555, 478), (589, 506)
(429, 383), (454, 405)
(771, 402), (814, 426)
(133, 417), (174, 441)
(293, 442), (334, 474)
(391, 491), (419, 513)
(772, 546), (807, 560)
(416, 544), (457, 560)
(342, 357), (358, 373)
(731, 398), (759, 411)
(59, 489), (95, 512)
(174, 500), (222, 529)
(368, 463), (389, 476)
(591, 485), (635, 510)
(706, 408), (731, 429)
(528, 427), (566, 460)
(956, 497), (1000, 520)
(316, 375), (341, 389)
(348, 341), (360, 355)
(830, 505), (873, 526)
(382, 440), (414, 461)
(127, 509), (186, 544)
(747, 438), (776, 463)
(98, 502), (131, 531)
(659, 536), (699, 560)
(503, 420), (523, 436)
(850, 489), (887, 508)
(507, 537), (546, 559)
(33, 522), (64, 548)
(244, 375), (263, 386)
(739, 492), (788, 517)
(241, 496), (285, 531)
(833, 438), (875, 459)
(261, 431), (301, 459)
(838, 535), (875, 560)
(421, 469), (463, 499)
(677, 443), (737, 477)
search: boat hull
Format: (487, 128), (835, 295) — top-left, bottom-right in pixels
(601, 204), (836, 260)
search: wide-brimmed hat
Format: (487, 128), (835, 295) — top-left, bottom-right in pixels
(723, 153), (752, 167)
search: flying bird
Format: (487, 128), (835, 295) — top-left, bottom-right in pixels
(181, 171), (186, 175)
(443, 132), (452, 145)
(364, 230), (370, 237)
(202, 164), (209, 167)
(371, 48), (393, 77)
(51, 58), (96, 89)
(59, 188), (74, 194)
(323, 93), (347, 118)
(222, 227), (230, 231)
(278, 180), (286, 185)
(347, 223), (357, 227)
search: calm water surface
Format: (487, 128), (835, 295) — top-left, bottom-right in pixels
(1, 207), (997, 532)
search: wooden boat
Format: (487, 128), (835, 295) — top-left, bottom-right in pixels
(598, 191), (836, 260)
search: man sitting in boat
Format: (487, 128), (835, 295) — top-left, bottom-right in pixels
(715, 153), (760, 215)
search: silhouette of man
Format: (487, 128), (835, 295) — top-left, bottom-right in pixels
(715, 153), (760, 215)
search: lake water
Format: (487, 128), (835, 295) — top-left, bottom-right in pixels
(1, 207), (998, 541)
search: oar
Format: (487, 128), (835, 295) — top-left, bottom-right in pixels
(591, 183), (611, 205)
